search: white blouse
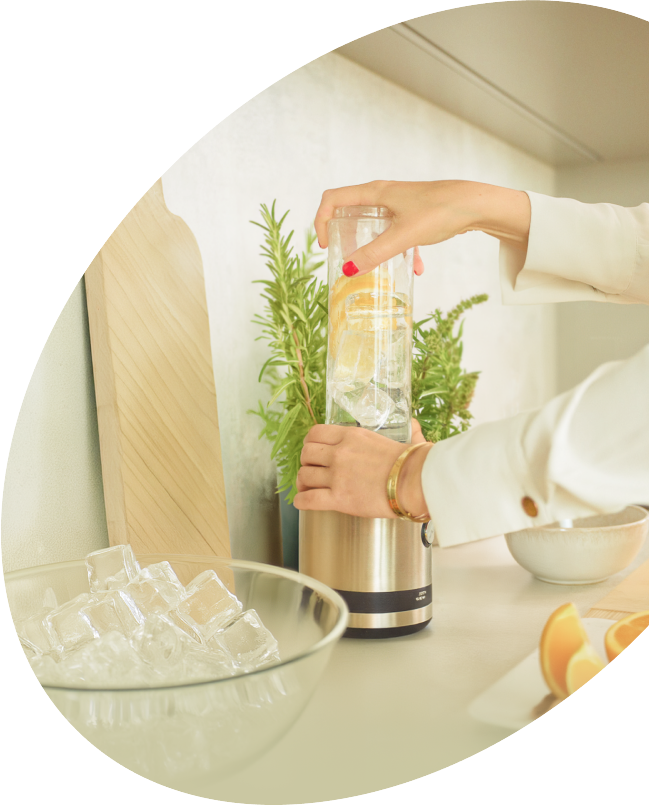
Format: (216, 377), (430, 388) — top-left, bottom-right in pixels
(421, 191), (649, 547)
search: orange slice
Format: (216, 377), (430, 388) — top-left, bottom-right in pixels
(604, 611), (649, 662)
(539, 602), (590, 699)
(565, 643), (605, 694)
(328, 270), (395, 360)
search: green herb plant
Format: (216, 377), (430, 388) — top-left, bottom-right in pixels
(411, 294), (488, 443)
(248, 203), (328, 503)
(250, 202), (488, 502)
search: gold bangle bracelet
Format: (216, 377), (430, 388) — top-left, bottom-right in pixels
(386, 442), (432, 523)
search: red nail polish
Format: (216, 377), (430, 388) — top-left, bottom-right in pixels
(342, 261), (359, 277)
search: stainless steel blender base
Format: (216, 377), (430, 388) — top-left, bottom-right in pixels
(299, 509), (433, 639)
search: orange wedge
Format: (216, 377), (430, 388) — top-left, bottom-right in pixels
(565, 643), (605, 694)
(540, 602), (590, 699)
(604, 611), (649, 662)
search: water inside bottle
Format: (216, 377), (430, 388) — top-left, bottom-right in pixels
(329, 290), (411, 442)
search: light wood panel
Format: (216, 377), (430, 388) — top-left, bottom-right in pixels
(586, 557), (649, 620)
(85, 180), (230, 557)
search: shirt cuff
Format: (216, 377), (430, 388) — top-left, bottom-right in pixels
(420, 412), (540, 547)
(421, 412), (600, 548)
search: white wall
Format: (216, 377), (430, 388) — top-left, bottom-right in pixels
(2, 52), (559, 570)
(555, 158), (649, 392)
(161, 51), (557, 559)
(2, 281), (109, 572)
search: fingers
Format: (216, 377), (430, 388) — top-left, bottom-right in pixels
(314, 181), (388, 248)
(296, 466), (330, 492)
(343, 225), (417, 277)
(315, 181), (424, 276)
(411, 418), (426, 445)
(413, 245), (425, 276)
(301, 442), (335, 467)
(296, 425), (406, 519)
(303, 424), (346, 446)
(293, 488), (336, 511)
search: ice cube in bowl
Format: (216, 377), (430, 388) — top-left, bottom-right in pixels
(5, 554), (348, 791)
(86, 545), (140, 592)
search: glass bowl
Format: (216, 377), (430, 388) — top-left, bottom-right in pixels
(4, 554), (348, 787)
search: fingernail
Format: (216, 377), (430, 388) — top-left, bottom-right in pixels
(317, 239), (324, 249)
(342, 261), (359, 277)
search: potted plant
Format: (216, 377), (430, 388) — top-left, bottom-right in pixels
(250, 203), (487, 567)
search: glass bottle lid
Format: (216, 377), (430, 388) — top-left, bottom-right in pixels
(333, 206), (392, 219)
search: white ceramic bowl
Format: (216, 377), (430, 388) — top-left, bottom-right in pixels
(505, 506), (649, 585)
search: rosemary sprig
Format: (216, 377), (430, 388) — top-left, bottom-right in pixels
(412, 294), (488, 442)
(248, 203), (328, 503)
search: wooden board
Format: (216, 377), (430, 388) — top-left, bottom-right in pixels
(586, 557), (649, 620)
(85, 180), (231, 557)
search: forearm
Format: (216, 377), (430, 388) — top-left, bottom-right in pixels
(467, 183), (531, 246)
(314, 179), (533, 275)
(417, 345), (649, 547)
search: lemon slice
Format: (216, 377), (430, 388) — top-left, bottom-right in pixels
(328, 270), (394, 361)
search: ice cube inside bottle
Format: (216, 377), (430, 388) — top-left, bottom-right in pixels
(332, 330), (376, 388)
(332, 382), (395, 429)
(375, 328), (408, 388)
(329, 289), (410, 434)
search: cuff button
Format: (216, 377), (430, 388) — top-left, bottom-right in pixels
(521, 496), (539, 517)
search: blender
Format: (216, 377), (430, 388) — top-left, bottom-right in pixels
(299, 206), (433, 638)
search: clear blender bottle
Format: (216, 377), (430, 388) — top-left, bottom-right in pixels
(326, 206), (414, 443)
(299, 205), (432, 639)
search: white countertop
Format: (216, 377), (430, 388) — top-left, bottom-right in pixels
(188, 534), (648, 804)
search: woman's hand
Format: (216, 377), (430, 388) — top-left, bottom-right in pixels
(294, 420), (433, 519)
(411, 417), (427, 445)
(314, 179), (531, 278)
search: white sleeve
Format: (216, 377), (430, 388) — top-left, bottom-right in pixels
(499, 192), (649, 305)
(421, 345), (649, 547)
(422, 191), (649, 547)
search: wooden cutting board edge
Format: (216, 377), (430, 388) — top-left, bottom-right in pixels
(85, 180), (232, 558)
(85, 250), (130, 546)
(586, 554), (649, 620)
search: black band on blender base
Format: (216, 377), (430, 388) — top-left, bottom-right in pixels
(334, 584), (432, 614)
(344, 620), (432, 639)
